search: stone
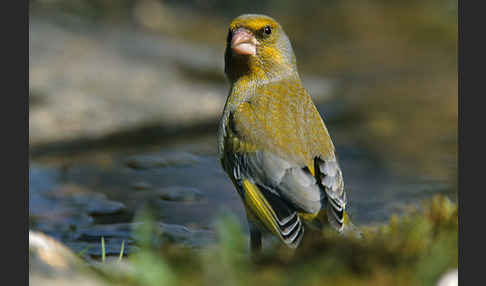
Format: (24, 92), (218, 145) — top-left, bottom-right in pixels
(124, 151), (201, 170)
(156, 186), (204, 202)
(29, 230), (107, 286)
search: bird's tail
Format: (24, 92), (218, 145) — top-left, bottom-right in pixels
(304, 208), (362, 239)
(325, 196), (363, 238)
(339, 212), (362, 239)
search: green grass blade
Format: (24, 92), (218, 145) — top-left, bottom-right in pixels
(118, 240), (125, 262)
(101, 236), (106, 263)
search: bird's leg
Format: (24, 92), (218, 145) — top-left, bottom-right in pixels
(249, 221), (262, 253)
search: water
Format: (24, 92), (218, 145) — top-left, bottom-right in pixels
(29, 130), (452, 259)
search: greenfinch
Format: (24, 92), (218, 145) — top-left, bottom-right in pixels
(218, 14), (354, 251)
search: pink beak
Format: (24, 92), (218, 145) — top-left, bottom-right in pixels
(231, 28), (258, 56)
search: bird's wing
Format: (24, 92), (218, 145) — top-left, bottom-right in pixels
(223, 81), (348, 233)
(315, 156), (347, 231)
(222, 149), (308, 248)
(242, 178), (304, 247)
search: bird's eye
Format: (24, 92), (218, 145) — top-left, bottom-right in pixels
(263, 25), (272, 35)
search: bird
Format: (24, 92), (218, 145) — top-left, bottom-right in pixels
(218, 14), (356, 252)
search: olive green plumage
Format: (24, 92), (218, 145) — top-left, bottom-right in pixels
(218, 14), (355, 251)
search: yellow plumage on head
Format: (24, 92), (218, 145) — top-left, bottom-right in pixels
(218, 14), (357, 252)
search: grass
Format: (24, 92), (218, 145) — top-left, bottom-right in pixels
(101, 236), (106, 263)
(98, 237), (126, 263)
(119, 240), (125, 262)
(90, 194), (457, 286)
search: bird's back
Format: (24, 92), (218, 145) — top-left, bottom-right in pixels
(225, 77), (335, 168)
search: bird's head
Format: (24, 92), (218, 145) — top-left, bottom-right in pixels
(224, 14), (298, 84)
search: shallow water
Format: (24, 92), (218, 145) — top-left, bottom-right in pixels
(29, 130), (452, 259)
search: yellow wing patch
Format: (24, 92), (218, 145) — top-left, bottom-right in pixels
(307, 164), (315, 177)
(242, 180), (281, 237)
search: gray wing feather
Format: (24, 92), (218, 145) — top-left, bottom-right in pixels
(223, 147), (346, 234)
(317, 157), (347, 231)
(279, 168), (323, 213)
(245, 152), (324, 214)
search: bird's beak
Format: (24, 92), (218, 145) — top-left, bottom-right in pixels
(231, 28), (258, 56)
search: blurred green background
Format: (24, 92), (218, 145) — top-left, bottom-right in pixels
(29, 1), (457, 285)
(30, 0), (457, 183)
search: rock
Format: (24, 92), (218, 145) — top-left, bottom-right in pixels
(30, 165), (95, 237)
(29, 11), (226, 147)
(76, 223), (137, 242)
(436, 269), (458, 286)
(156, 186), (204, 202)
(131, 181), (153, 190)
(82, 194), (126, 216)
(29, 230), (107, 286)
(30, 230), (84, 273)
(49, 186), (127, 216)
(156, 223), (215, 248)
(124, 151), (201, 170)
(130, 221), (215, 248)
(133, 186), (203, 203)
(29, 165), (128, 246)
